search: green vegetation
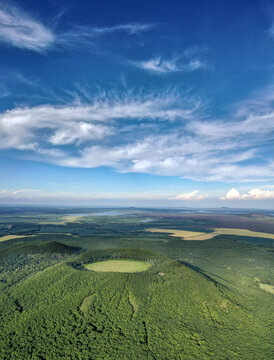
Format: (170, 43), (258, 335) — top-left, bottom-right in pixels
(84, 259), (152, 272)
(0, 208), (273, 359)
(38, 215), (84, 225)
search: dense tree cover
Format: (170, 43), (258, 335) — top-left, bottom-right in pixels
(0, 210), (273, 359)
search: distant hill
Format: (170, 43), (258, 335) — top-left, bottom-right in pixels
(0, 241), (80, 256)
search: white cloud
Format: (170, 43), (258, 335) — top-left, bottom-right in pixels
(0, 3), (54, 51)
(1, 83), (274, 183)
(11, 189), (41, 195)
(133, 56), (206, 74)
(0, 3), (153, 51)
(0, 90), (200, 150)
(242, 188), (274, 200)
(182, 59), (204, 72)
(53, 131), (274, 182)
(74, 23), (154, 36)
(134, 57), (180, 73)
(57, 23), (155, 49)
(221, 188), (274, 200)
(48, 122), (112, 146)
(221, 188), (241, 200)
(173, 190), (206, 201)
(0, 188), (42, 198)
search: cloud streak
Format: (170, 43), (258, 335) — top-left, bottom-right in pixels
(0, 90), (200, 150)
(0, 3), (154, 51)
(0, 83), (274, 182)
(133, 57), (206, 74)
(68, 23), (154, 36)
(58, 22), (155, 50)
(0, 3), (54, 51)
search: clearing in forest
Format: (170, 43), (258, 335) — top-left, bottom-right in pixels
(259, 283), (274, 294)
(84, 259), (151, 273)
(80, 294), (96, 314)
(38, 215), (83, 225)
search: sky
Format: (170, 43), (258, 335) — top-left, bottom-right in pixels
(0, 0), (274, 208)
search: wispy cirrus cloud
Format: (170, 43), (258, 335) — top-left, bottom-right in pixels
(268, 21), (274, 38)
(0, 70), (39, 88)
(70, 23), (153, 36)
(133, 57), (180, 73)
(0, 2), (154, 51)
(51, 85), (274, 182)
(221, 188), (274, 200)
(0, 83), (274, 183)
(58, 22), (155, 49)
(0, 89), (200, 150)
(132, 56), (206, 74)
(58, 132), (271, 182)
(0, 3), (54, 51)
(0, 83), (9, 98)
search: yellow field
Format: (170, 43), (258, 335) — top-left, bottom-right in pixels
(147, 228), (204, 237)
(183, 233), (218, 240)
(84, 259), (151, 273)
(0, 235), (36, 242)
(147, 227), (274, 241)
(213, 228), (274, 239)
(259, 283), (274, 294)
(37, 233), (78, 237)
(146, 228), (216, 240)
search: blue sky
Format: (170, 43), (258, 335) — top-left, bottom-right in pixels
(0, 0), (274, 208)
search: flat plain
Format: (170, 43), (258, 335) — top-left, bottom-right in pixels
(84, 259), (152, 272)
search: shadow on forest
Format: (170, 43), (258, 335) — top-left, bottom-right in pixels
(179, 260), (232, 287)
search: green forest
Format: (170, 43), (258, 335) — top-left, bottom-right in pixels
(0, 209), (273, 359)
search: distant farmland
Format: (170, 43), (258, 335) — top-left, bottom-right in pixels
(0, 234), (36, 242)
(147, 227), (274, 240)
(213, 228), (274, 239)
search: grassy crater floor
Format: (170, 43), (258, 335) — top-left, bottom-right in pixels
(83, 259), (152, 272)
